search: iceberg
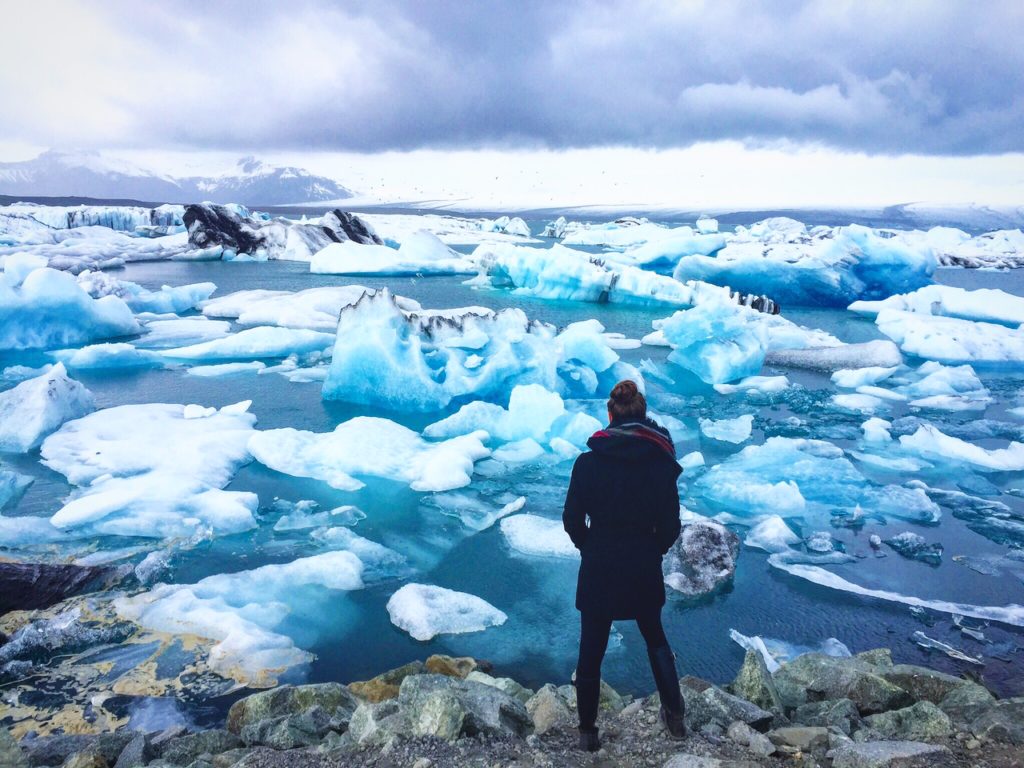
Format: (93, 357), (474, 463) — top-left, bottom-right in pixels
(183, 204), (381, 261)
(743, 515), (801, 553)
(925, 228), (1024, 269)
(648, 299), (841, 384)
(831, 366), (899, 389)
(202, 285), (420, 331)
(6, 203), (185, 234)
(673, 223), (937, 306)
(850, 284), (1024, 327)
(0, 364), (95, 452)
(700, 414), (753, 443)
(386, 583), (508, 641)
(248, 416), (490, 492)
(322, 288), (637, 411)
(765, 340), (902, 372)
(713, 375), (790, 395)
(423, 384), (601, 458)
(76, 269), (215, 314)
(135, 317), (232, 349)
(875, 309), (1024, 365)
(159, 326), (334, 361)
(899, 423), (1024, 472)
(663, 520), (739, 596)
(310, 231), (475, 275)
(694, 437), (941, 523)
(470, 242), (777, 312)
(115, 550), (368, 685)
(1, 467), (33, 511)
(41, 401), (257, 539)
(53, 343), (166, 370)
(499, 514), (579, 558)
(1, 228), (192, 273)
(1, 260), (140, 351)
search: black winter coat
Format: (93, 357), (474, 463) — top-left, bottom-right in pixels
(562, 417), (682, 620)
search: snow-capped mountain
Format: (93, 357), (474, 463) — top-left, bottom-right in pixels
(0, 151), (354, 206)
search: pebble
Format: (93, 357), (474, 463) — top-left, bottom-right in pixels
(966, 739), (981, 750)
(412, 758), (432, 768)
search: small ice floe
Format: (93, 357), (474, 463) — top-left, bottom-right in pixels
(0, 363), (95, 452)
(744, 515), (800, 553)
(248, 416), (490, 492)
(729, 628), (851, 674)
(885, 531), (943, 565)
(499, 514), (579, 559)
(386, 583), (507, 641)
(911, 630), (984, 664)
(699, 414), (753, 444)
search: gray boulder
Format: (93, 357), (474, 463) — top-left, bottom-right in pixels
(345, 700), (407, 748)
(730, 650), (783, 713)
(663, 521), (739, 597)
(878, 664), (972, 704)
(860, 701), (952, 742)
(239, 708), (336, 750)
(110, 734), (148, 768)
(854, 649), (893, 669)
(772, 654), (912, 714)
(157, 731), (241, 765)
(21, 735), (131, 768)
(767, 725), (829, 752)
(970, 697), (1024, 744)
(525, 685), (573, 735)
(830, 740), (951, 768)
(226, 683), (358, 736)
(938, 681), (996, 723)
(397, 674), (531, 739)
(408, 690), (464, 742)
(792, 698), (861, 735)
(465, 671), (533, 705)
(725, 721), (775, 757)
(680, 677), (774, 733)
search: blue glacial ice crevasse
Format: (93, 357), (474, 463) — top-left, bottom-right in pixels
(320, 287), (640, 411)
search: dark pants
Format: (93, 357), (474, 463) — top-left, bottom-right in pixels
(575, 609), (681, 730)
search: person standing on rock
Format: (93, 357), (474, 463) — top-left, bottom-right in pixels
(562, 379), (686, 751)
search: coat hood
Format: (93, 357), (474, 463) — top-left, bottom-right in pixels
(586, 417), (681, 475)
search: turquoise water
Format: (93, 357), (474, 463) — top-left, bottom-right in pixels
(3, 258), (1024, 715)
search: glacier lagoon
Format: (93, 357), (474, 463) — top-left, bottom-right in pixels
(3, 214), (1024, 730)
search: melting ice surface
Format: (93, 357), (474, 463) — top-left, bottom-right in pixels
(3, 209), (1024, 722)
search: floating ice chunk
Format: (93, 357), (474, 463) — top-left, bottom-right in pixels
(471, 242), (741, 308)
(696, 217), (719, 234)
(888, 361), (990, 411)
(1, 265), (139, 351)
(322, 288), (632, 410)
(744, 515), (800, 553)
(273, 500), (364, 531)
(695, 437), (940, 523)
(620, 230), (727, 271)
(899, 423), (1024, 472)
(248, 416), (490, 492)
(310, 527), (408, 581)
(911, 631), (983, 664)
(652, 299), (841, 384)
(886, 532), (943, 564)
(386, 583), (508, 641)
(0, 363), (95, 452)
(769, 557), (1024, 627)
(160, 326), (334, 361)
(766, 340), (902, 371)
(135, 317), (232, 349)
(424, 492), (526, 531)
(500, 514), (579, 558)
(729, 629), (851, 674)
(831, 366), (899, 389)
(674, 223), (936, 306)
(115, 551), (367, 685)
(805, 531), (835, 553)
(492, 438), (546, 464)
(861, 417), (893, 443)
(488, 215), (531, 237)
(875, 309), (1024, 365)
(310, 232), (475, 275)
(423, 384), (602, 457)
(714, 375), (790, 395)
(850, 285), (1024, 326)
(2, 363), (54, 382)
(680, 451), (705, 471)
(831, 393), (886, 413)
(186, 361), (266, 377)
(663, 520), (738, 596)
(41, 401), (257, 538)
(558, 217), (675, 248)
(930, 228), (1024, 269)
(52, 343), (165, 370)
(700, 414), (753, 443)
(76, 270), (215, 313)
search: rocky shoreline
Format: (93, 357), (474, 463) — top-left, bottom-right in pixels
(3, 647), (1023, 768)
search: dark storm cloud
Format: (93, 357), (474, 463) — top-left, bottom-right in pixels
(5, 0), (1023, 154)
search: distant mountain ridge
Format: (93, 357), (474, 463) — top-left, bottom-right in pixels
(0, 151), (354, 206)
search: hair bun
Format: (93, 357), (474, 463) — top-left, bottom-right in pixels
(610, 380), (639, 402)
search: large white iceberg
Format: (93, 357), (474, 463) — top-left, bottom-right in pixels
(76, 269), (215, 314)
(386, 583), (508, 641)
(672, 223), (936, 306)
(41, 401), (258, 538)
(875, 309), (1024, 365)
(6, 203), (184, 234)
(202, 286), (421, 331)
(0, 363), (95, 452)
(310, 231), (475, 275)
(322, 288), (637, 411)
(899, 423), (1024, 472)
(0, 259), (140, 351)
(850, 284), (1024, 327)
(159, 326), (335, 361)
(248, 416), (490, 492)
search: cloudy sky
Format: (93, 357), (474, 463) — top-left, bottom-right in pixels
(2, 0), (1023, 207)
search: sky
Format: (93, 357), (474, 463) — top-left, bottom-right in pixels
(2, 0), (1023, 207)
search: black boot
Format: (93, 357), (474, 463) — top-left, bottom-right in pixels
(574, 675), (602, 751)
(648, 645), (686, 739)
